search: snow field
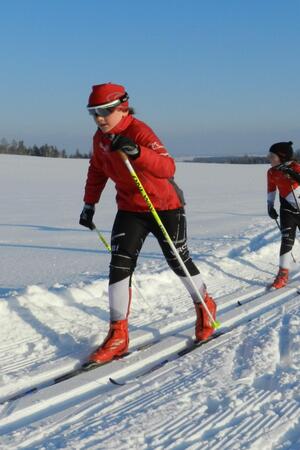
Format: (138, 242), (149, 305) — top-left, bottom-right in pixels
(1, 155), (300, 449)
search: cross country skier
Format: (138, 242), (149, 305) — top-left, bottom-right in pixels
(267, 141), (300, 288)
(79, 82), (217, 364)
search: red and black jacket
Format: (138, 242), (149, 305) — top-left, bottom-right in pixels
(84, 115), (183, 212)
(267, 161), (300, 212)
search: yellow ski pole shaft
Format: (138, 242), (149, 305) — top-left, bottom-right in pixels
(94, 226), (111, 252)
(118, 150), (220, 329)
(93, 225), (150, 306)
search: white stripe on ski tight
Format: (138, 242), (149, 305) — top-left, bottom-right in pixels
(178, 273), (206, 303)
(280, 250), (292, 270)
(109, 272), (207, 321)
(109, 277), (131, 321)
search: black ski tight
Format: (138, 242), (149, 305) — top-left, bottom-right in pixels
(279, 209), (300, 256)
(109, 208), (199, 285)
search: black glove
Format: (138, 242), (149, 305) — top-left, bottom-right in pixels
(111, 134), (140, 159)
(79, 204), (95, 230)
(268, 204), (278, 220)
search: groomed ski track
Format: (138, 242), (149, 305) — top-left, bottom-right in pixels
(0, 278), (270, 405)
(1, 274), (300, 448)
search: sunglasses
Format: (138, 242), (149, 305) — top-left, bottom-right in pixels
(88, 107), (116, 117)
(87, 92), (129, 117)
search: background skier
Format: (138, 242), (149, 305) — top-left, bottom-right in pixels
(79, 82), (217, 364)
(267, 141), (300, 288)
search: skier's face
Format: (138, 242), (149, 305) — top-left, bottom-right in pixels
(268, 152), (281, 167)
(92, 108), (128, 133)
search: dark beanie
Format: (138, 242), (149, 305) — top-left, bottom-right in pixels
(269, 141), (294, 162)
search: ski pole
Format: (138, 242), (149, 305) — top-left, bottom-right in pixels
(94, 226), (111, 252)
(275, 219), (296, 263)
(93, 225), (150, 306)
(117, 150), (220, 329)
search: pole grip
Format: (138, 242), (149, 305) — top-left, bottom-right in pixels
(117, 149), (128, 163)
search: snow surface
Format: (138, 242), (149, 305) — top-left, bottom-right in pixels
(1, 154), (300, 449)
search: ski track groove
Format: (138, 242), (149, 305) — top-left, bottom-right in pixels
(1, 287), (297, 396)
(0, 353), (55, 374)
(158, 388), (271, 448)
(202, 390), (300, 450)
(1, 278), (300, 446)
(0, 285), (255, 399)
(0, 350), (76, 376)
(66, 295), (300, 448)
(103, 362), (215, 425)
(210, 400), (300, 450)
(0, 336), (41, 352)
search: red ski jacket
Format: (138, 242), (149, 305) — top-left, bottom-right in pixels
(83, 115), (183, 211)
(267, 161), (300, 208)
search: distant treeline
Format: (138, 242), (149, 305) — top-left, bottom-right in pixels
(2, 138), (300, 163)
(0, 138), (91, 159)
(187, 152), (300, 164)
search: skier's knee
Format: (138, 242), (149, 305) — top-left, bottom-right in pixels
(109, 252), (137, 283)
(167, 256), (199, 277)
(281, 236), (295, 254)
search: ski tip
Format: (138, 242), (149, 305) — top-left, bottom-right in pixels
(212, 320), (221, 330)
(109, 377), (125, 386)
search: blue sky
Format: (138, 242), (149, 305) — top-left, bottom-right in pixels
(1, 0), (299, 156)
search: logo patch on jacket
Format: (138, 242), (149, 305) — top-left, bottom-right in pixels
(150, 141), (165, 151)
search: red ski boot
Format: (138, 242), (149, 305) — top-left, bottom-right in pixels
(194, 292), (217, 341)
(89, 319), (129, 364)
(272, 268), (289, 289)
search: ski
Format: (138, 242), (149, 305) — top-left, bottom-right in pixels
(3, 280), (300, 405)
(54, 340), (158, 384)
(6, 334), (224, 400)
(109, 330), (226, 386)
(3, 332), (227, 401)
(108, 282), (300, 388)
(54, 352), (136, 383)
(4, 341), (158, 403)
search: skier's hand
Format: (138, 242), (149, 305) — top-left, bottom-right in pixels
(79, 204), (95, 230)
(111, 134), (140, 159)
(268, 204), (278, 220)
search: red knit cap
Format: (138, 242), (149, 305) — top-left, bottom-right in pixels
(87, 83), (129, 109)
